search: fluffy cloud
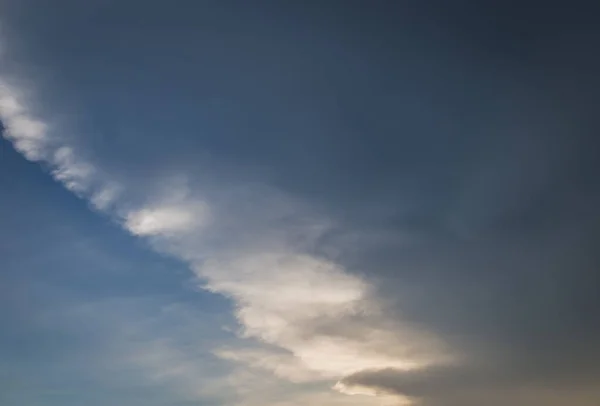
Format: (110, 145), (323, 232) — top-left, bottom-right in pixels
(202, 252), (448, 385)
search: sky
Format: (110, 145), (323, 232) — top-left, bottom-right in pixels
(1, 1), (600, 405)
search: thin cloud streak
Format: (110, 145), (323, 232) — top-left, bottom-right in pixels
(0, 77), (121, 210)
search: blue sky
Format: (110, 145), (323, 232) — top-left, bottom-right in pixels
(1, 2), (600, 406)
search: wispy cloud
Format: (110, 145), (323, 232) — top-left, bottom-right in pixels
(0, 41), (449, 405)
(0, 78), (121, 210)
(0, 79), (49, 160)
(125, 204), (209, 237)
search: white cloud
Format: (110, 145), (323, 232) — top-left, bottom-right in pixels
(125, 204), (209, 237)
(225, 365), (409, 406)
(0, 77), (121, 210)
(0, 80), (49, 160)
(0, 45), (449, 405)
(201, 250), (449, 403)
(52, 146), (96, 194)
(89, 182), (122, 210)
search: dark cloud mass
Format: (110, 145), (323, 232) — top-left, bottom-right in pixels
(328, 3), (600, 404)
(2, 1), (600, 405)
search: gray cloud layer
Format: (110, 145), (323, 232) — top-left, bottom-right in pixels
(2, 1), (600, 405)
